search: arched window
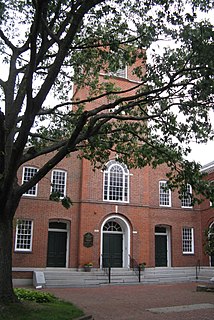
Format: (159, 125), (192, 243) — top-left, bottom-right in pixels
(103, 160), (129, 202)
(103, 221), (123, 232)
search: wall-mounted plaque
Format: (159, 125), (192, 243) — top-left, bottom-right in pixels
(83, 232), (93, 248)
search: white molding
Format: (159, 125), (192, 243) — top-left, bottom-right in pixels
(100, 215), (131, 268)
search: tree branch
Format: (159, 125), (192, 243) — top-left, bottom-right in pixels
(0, 29), (16, 51)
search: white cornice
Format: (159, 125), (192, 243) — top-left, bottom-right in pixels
(201, 160), (214, 173)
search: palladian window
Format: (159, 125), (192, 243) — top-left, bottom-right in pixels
(103, 160), (129, 203)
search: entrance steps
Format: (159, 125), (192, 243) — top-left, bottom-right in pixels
(142, 267), (214, 284)
(42, 267), (214, 288)
(44, 269), (106, 288)
(43, 268), (137, 288)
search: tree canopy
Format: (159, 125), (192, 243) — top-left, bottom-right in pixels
(0, 0), (214, 302)
(0, 0), (214, 198)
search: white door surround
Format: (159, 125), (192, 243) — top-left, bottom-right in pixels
(100, 215), (131, 268)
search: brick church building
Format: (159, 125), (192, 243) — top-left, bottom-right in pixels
(12, 61), (214, 283)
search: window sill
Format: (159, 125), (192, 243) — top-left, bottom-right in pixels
(103, 199), (129, 204)
(14, 250), (32, 253)
(159, 204), (171, 207)
(182, 252), (194, 255)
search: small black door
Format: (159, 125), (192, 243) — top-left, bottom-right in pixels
(211, 254), (214, 266)
(103, 233), (123, 267)
(155, 235), (167, 267)
(47, 231), (67, 267)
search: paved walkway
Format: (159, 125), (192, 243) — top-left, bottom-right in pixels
(47, 282), (214, 320)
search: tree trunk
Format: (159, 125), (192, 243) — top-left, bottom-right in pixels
(0, 209), (18, 303)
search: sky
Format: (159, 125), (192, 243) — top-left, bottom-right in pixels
(187, 111), (214, 166)
(188, 140), (214, 166)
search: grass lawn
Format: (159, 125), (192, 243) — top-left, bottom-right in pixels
(0, 289), (84, 320)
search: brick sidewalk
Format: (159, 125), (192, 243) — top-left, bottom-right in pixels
(47, 282), (214, 320)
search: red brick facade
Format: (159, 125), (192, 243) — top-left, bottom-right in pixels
(12, 64), (214, 280)
(13, 154), (214, 272)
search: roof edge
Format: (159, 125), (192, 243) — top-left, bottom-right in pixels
(201, 160), (214, 173)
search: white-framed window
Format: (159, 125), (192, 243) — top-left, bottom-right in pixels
(15, 219), (33, 252)
(159, 181), (171, 207)
(22, 167), (38, 196)
(108, 58), (127, 78)
(182, 227), (194, 254)
(51, 170), (67, 198)
(103, 160), (129, 203)
(114, 65), (127, 78)
(103, 220), (123, 232)
(181, 184), (192, 208)
(210, 180), (214, 207)
(208, 223), (214, 241)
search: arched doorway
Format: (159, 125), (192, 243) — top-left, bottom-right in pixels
(47, 220), (69, 268)
(155, 225), (171, 267)
(208, 222), (214, 267)
(101, 216), (130, 268)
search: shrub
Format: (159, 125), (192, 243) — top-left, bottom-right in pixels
(14, 288), (57, 303)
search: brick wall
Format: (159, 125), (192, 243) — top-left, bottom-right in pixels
(13, 154), (214, 270)
(12, 60), (214, 276)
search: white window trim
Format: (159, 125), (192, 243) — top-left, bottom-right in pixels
(22, 166), (38, 197)
(181, 184), (193, 208)
(103, 161), (129, 203)
(210, 180), (214, 207)
(159, 180), (171, 207)
(182, 227), (194, 254)
(100, 65), (127, 79)
(208, 223), (214, 266)
(208, 223), (214, 237)
(15, 220), (33, 252)
(51, 169), (67, 198)
(114, 65), (127, 79)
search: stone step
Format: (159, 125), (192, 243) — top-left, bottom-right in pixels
(40, 267), (214, 288)
(142, 267), (214, 284)
(44, 269), (139, 287)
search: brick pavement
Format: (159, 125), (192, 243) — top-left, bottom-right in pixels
(47, 282), (214, 320)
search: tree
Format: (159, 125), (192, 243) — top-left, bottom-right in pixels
(0, 0), (214, 303)
(204, 224), (214, 258)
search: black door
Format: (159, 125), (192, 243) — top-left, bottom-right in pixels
(47, 231), (67, 267)
(211, 254), (214, 266)
(155, 235), (167, 267)
(103, 233), (123, 267)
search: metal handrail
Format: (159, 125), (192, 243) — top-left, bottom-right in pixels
(102, 255), (142, 284)
(101, 255), (111, 283)
(196, 259), (201, 280)
(129, 255), (141, 282)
